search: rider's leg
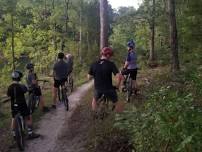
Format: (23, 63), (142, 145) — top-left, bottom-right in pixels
(34, 87), (49, 111)
(11, 118), (15, 138)
(114, 101), (125, 113)
(25, 115), (40, 138)
(92, 90), (102, 111)
(108, 90), (124, 113)
(121, 69), (129, 91)
(130, 69), (138, 93)
(39, 96), (49, 112)
(91, 97), (97, 111)
(52, 79), (60, 108)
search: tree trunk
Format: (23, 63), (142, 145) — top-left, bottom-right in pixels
(79, 9), (82, 64)
(11, 14), (15, 71)
(100, 0), (109, 49)
(149, 0), (156, 62)
(52, 0), (57, 60)
(168, 0), (180, 72)
(64, 0), (70, 34)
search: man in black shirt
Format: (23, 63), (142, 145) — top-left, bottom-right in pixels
(88, 47), (124, 112)
(7, 70), (40, 139)
(52, 52), (70, 108)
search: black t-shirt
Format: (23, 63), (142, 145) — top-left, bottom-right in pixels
(53, 60), (69, 80)
(88, 59), (119, 91)
(7, 83), (27, 106)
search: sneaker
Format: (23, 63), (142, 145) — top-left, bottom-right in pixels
(121, 86), (127, 92)
(42, 106), (50, 112)
(51, 105), (56, 109)
(28, 132), (40, 140)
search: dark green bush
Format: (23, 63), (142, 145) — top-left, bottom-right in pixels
(115, 86), (202, 152)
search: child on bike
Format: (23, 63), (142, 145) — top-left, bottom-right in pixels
(7, 70), (40, 139)
(26, 63), (49, 112)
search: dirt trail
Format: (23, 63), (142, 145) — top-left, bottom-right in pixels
(25, 81), (93, 152)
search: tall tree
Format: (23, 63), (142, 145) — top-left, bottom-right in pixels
(168, 0), (180, 71)
(100, 0), (109, 49)
(149, 0), (156, 63)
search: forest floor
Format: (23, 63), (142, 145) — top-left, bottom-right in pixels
(0, 66), (166, 152)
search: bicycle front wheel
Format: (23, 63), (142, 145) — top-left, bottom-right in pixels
(62, 89), (69, 111)
(15, 116), (25, 151)
(126, 78), (133, 102)
(28, 93), (35, 113)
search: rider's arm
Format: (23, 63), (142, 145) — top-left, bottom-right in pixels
(124, 61), (129, 69)
(115, 73), (122, 88)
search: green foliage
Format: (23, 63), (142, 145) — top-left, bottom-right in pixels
(115, 86), (202, 152)
(0, 0), (100, 90)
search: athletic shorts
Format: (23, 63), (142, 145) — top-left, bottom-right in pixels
(121, 69), (137, 80)
(54, 78), (67, 88)
(94, 89), (118, 103)
(11, 103), (30, 118)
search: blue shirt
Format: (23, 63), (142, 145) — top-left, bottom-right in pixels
(126, 50), (138, 69)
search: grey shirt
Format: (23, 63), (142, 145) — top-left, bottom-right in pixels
(53, 60), (70, 80)
(126, 50), (138, 69)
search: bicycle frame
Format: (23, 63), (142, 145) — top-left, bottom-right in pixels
(96, 95), (115, 119)
(125, 73), (133, 102)
(58, 84), (69, 111)
(28, 92), (40, 113)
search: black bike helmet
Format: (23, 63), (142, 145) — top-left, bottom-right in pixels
(58, 52), (65, 59)
(11, 70), (23, 81)
(26, 63), (34, 70)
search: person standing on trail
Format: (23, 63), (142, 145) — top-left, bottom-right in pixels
(52, 52), (70, 109)
(121, 39), (139, 94)
(7, 70), (40, 140)
(26, 63), (49, 112)
(88, 47), (124, 113)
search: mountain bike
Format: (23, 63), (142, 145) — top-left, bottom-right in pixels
(65, 74), (74, 94)
(58, 83), (69, 111)
(94, 90), (117, 120)
(28, 91), (40, 114)
(13, 104), (25, 151)
(27, 80), (49, 113)
(124, 73), (133, 102)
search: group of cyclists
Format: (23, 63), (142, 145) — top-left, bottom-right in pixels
(6, 39), (138, 142)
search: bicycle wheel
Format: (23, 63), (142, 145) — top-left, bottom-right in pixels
(69, 77), (74, 92)
(28, 93), (35, 113)
(15, 115), (25, 151)
(62, 88), (69, 111)
(126, 77), (133, 102)
(58, 87), (62, 102)
(97, 96), (109, 120)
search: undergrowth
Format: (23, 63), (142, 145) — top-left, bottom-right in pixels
(114, 67), (202, 152)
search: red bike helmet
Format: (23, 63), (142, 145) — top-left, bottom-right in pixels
(101, 47), (113, 57)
